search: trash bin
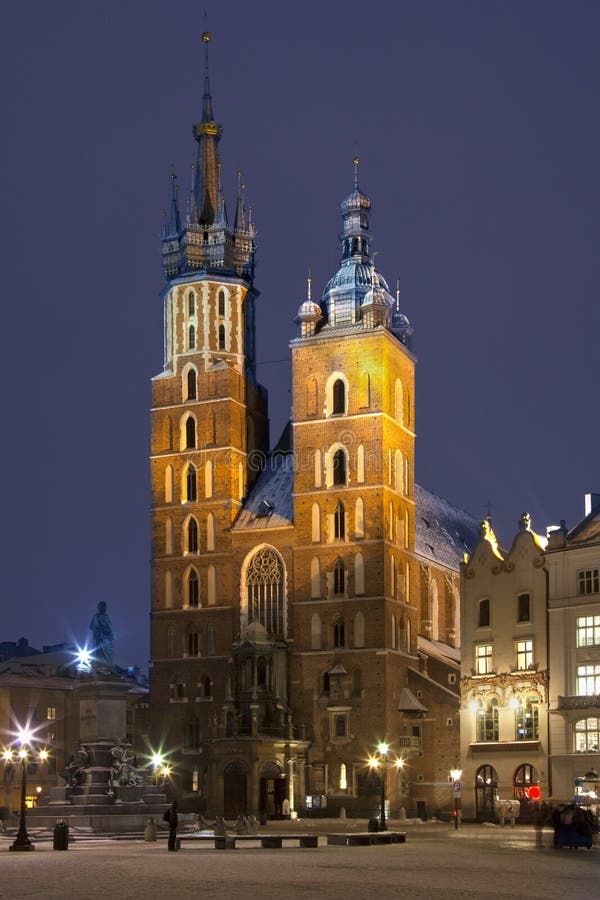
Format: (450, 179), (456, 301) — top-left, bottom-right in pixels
(53, 820), (69, 850)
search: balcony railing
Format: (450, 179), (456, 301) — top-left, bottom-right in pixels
(557, 695), (600, 710)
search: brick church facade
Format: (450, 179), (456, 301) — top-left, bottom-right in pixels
(149, 35), (478, 820)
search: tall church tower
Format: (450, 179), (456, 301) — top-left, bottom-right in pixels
(290, 161), (417, 803)
(149, 34), (268, 762)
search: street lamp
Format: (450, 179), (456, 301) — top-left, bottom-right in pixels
(450, 767), (462, 830)
(5, 728), (49, 852)
(368, 742), (404, 831)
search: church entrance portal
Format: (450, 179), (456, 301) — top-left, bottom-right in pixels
(223, 762), (248, 818)
(259, 761), (286, 818)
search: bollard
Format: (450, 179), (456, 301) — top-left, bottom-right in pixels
(144, 817), (157, 842)
(53, 820), (69, 851)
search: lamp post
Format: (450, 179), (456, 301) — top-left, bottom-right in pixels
(368, 742), (404, 831)
(6, 728), (48, 852)
(450, 767), (462, 830)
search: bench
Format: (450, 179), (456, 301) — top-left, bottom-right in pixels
(214, 833), (319, 850)
(327, 831), (406, 846)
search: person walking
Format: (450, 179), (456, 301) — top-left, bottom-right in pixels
(165, 800), (179, 851)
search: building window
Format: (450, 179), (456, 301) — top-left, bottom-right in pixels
(170, 680), (185, 701)
(475, 644), (493, 675)
(517, 593), (531, 623)
(334, 501), (346, 540)
(188, 324), (196, 350)
(218, 324), (226, 350)
(46, 707), (56, 721)
(334, 616), (346, 648)
(185, 464), (197, 501)
(188, 291), (195, 316)
(187, 570), (199, 608)
(476, 699), (499, 742)
(516, 640), (534, 670)
(334, 715), (347, 738)
(246, 547), (285, 636)
(574, 717), (600, 752)
(206, 624), (216, 656)
(192, 770), (199, 792)
(186, 717), (200, 748)
(185, 416), (196, 449)
(187, 631), (199, 657)
(515, 696), (539, 740)
(578, 569), (599, 595)
(576, 615), (600, 648)
(339, 762), (347, 790)
(332, 379), (346, 414)
(333, 559), (345, 597)
(333, 449), (347, 485)
(513, 764), (538, 802)
(186, 518), (199, 553)
(576, 664), (600, 696)
(218, 290), (226, 317)
(478, 598), (490, 628)
(187, 368), (197, 400)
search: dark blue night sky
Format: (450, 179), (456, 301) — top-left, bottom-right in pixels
(1, 0), (598, 668)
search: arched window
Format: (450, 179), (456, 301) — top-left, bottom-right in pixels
(165, 465), (173, 503)
(185, 463), (197, 502)
(311, 502), (321, 542)
(187, 569), (199, 608)
(218, 324), (226, 350)
(218, 290), (226, 317)
(513, 764), (538, 802)
(355, 497), (364, 539)
(394, 449), (403, 493)
(165, 517), (173, 554)
(306, 377), (318, 417)
(188, 291), (196, 316)
(334, 501), (346, 540)
(207, 565), (216, 605)
(333, 558), (345, 596)
(205, 460), (213, 498)
(185, 517), (199, 554)
(314, 450), (322, 488)
(354, 553), (365, 595)
(185, 415), (196, 449)
(186, 368), (197, 400)
(333, 449), (347, 485)
(188, 324), (196, 350)
(574, 717), (600, 752)
(202, 675), (212, 697)
(332, 378), (346, 414)
(354, 611), (365, 647)
(475, 765), (498, 821)
(394, 378), (403, 422)
(359, 371), (370, 408)
(476, 698), (499, 742)
(187, 629), (199, 657)
(165, 572), (173, 610)
(206, 623), (216, 656)
(334, 616), (346, 648)
(515, 696), (539, 740)
(245, 547), (285, 636)
(357, 445), (365, 483)
(310, 556), (320, 599)
(206, 512), (215, 551)
(311, 612), (322, 650)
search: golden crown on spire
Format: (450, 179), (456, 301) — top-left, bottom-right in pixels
(202, 31), (211, 42)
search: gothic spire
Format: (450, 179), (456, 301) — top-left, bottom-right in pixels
(192, 31), (222, 227)
(234, 171), (246, 231)
(167, 171), (181, 236)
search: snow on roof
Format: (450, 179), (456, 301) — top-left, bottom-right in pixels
(417, 634), (461, 666)
(233, 453), (294, 531)
(397, 686), (428, 713)
(414, 483), (479, 571)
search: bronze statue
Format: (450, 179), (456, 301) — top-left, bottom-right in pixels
(89, 601), (114, 666)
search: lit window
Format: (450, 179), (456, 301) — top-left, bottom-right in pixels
(515, 696), (539, 740)
(516, 640), (533, 670)
(578, 569), (599, 595)
(476, 698), (499, 742)
(46, 707), (56, 721)
(517, 593), (531, 623)
(574, 717), (600, 752)
(339, 763), (347, 790)
(333, 559), (345, 597)
(576, 664), (600, 696)
(576, 616), (600, 648)
(192, 770), (199, 792)
(475, 644), (493, 674)
(478, 598), (490, 628)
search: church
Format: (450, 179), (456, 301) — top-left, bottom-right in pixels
(149, 34), (478, 820)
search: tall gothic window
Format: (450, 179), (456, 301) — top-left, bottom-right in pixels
(188, 324), (196, 350)
(187, 570), (199, 608)
(187, 518), (198, 553)
(332, 379), (346, 414)
(218, 324), (226, 350)
(187, 368), (197, 400)
(334, 501), (346, 540)
(333, 449), (347, 485)
(185, 464), (197, 501)
(246, 548), (285, 636)
(333, 558), (345, 596)
(185, 416), (196, 448)
(188, 291), (195, 316)
(218, 290), (226, 317)
(334, 616), (346, 648)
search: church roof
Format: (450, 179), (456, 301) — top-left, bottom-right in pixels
(233, 452), (294, 531)
(414, 483), (480, 571)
